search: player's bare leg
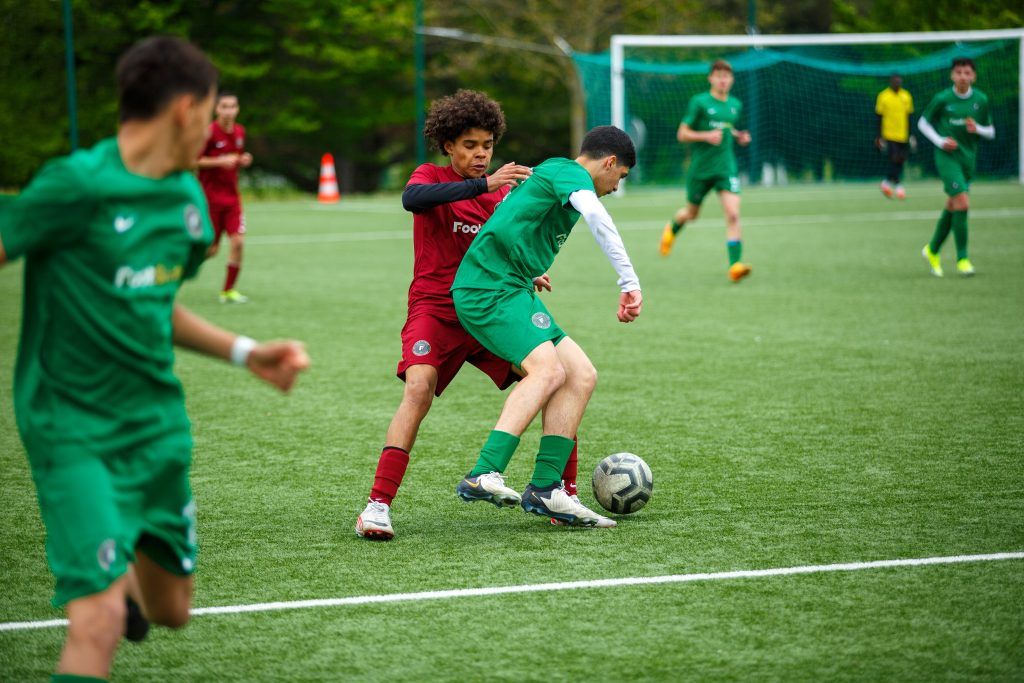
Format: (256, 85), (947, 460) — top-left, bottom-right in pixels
(539, 338), (595, 439)
(660, 202), (700, 256)
(133, 550), (193, 629)
(721, 191), (750, 282)
(56, 579), (129, 679)
(456, 342), (564, 507)
(358, 365), (439, 540)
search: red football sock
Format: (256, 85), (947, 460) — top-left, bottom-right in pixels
(561, 436), (578, 497)
(224, 262), (240, 291)
(370, 446), (410, 505)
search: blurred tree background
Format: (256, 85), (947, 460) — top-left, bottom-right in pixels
(0, 0), (1019, 192)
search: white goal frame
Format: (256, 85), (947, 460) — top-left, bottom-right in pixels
(610, 28), (1024, 189)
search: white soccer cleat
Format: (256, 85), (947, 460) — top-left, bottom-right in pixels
(355, 500), (394, 540)
(550, 494), (617, 528)
(456, 471), (522, 507)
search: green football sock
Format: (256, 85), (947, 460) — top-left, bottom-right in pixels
(929, 209), (952, 254)
(530, 434), (576, 488)
(469, 430), (520, 476)
(671, 219), (685, 236)
(950, 210), (969, 260)
(51, 675), (108, 683)
(727, 240), (742, 266)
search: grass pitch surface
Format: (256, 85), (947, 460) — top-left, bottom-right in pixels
(2, 181), (1022, 681)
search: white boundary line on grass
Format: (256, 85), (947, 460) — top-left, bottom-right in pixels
(2, 551), (1021, 634)
(244, 207), (1024, 246)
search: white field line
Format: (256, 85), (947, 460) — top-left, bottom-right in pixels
(2, 551), (1021, 634)
(245, 207), (1024, 246)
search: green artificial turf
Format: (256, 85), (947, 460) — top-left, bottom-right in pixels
(2, 181), (1022, 681)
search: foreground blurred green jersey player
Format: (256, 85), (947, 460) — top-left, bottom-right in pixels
(452, 126), (643, 527)
(918, 57), (995, 277)
(659, 59), (753, 282)
(0, 37), (309, 683)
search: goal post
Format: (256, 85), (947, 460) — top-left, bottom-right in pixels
(600, 29), (1024, 190)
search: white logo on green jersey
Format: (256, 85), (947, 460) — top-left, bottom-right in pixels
(184, 204), (203, 239)
(113, 215), (135, 233)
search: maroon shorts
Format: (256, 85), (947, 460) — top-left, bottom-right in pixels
(208, 202), (245, 242)
(396, 309), (516, 396)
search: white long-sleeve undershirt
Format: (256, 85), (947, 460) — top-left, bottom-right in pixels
(918, 114), (995, 148)
(568, 190), (640, 292)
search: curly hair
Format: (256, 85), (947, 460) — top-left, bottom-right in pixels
(423, 89), (507, 156)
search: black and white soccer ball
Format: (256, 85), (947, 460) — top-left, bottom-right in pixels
(592, 453), (653, 514)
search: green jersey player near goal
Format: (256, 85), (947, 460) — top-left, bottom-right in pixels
(659, 59), (753, 283)
(0, 37), (309, 683)
(918, 57), (995, 277)
(451, 125), (643, 527)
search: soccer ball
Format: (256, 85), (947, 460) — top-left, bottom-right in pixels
(591, 453), (653, 514)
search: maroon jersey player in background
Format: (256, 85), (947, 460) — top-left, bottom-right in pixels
(197, 91), (252, 303)
(355, 90), (541, 540)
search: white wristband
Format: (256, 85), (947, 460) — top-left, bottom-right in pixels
(230, 335), (257, 366)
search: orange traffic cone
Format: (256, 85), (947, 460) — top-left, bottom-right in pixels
(318, 153), (340, 203)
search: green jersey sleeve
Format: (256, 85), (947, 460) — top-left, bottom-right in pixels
(682, 95), (701, 128)
(549, 163), (595, 209)
(920, 92), (943, 125)
(0, 158), (93, 261)
(181, 176), (214, 280)
(977, 93), (992, 126)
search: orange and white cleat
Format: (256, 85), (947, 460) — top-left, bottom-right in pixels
(658, 222), (676, 256)
(895, 184), (906, 200)
(880, 180), (894, 198)
(728, 262), (752, 282)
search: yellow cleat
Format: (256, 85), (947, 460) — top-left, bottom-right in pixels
(921, 245), (943, 277)
(659, 222), (676, 256)
(728, 262), (751, 282)
(219, 289), (249, 304)
(956, 258), (975, 277)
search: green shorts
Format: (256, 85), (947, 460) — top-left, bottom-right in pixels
(686, 174), (741, 205)
(452, 287), (566, 367)
(27, 433), (198, 607)
(934, 151), (973, 196)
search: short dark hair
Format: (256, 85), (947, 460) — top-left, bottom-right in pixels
(216, 90), (237, 102)
(579, 126), (636, 168)
(952, 57), (976, 71)
(710, 59), (733, 75)
(423, 90), (507, 156)
(116, 36), (218, 122)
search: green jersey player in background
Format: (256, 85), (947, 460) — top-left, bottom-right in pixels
(451, 126), (642, 527)
(918, 57), (995, 277)
(659, 59), (753, 283)
(0, 37), (309, 682)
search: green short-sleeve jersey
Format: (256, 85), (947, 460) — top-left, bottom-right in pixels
(682, 91), (743, 178)
(0, 137), (213, 454)
(921, 87), (991, 166)
(452, 157), (594, 291)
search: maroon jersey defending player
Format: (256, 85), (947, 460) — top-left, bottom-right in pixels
(355, 90), (553, 540)
(197, 91), (253, 303)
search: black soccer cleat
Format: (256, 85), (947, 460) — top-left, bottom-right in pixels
(125, 596), (150, 643)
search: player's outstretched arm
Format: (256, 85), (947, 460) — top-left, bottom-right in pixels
(965, 117), (995, 140)
(917, 116), (957, 152)
(567, 190), (642, 323)
(678, 124), (722, 146)
(171, 304), (310, 392)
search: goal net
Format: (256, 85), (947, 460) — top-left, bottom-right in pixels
(574, 30), (1023, 187)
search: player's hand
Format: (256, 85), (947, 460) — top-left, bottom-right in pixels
(533, 273), (552, 292)
(874, 136), (883, 150)
(246, 341), (310, 393)
(239, 152), (254, 168)
(706, 130), (723, 146)
(942, 137), (958, 152)
(487, 162), (532, 192)
(617, 289), (642, 323)
(734, 130), (752, 146)
(965, 117), (977, 134)
(221, 153), (241, 168)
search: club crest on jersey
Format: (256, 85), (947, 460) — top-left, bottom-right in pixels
(412, 340), (431, 356)
(184, 204), (203, 239)
(555, 233), (568, 248)
(97, 539), (117, 571)
(113, 214), (135, 234)
(531, 312), (552, 330)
